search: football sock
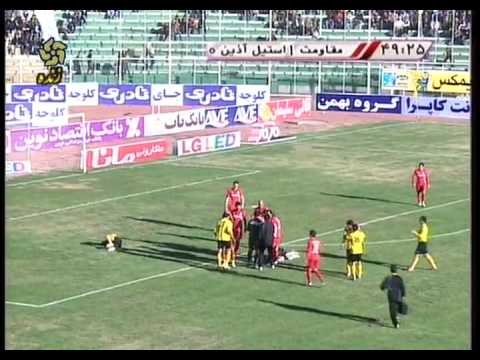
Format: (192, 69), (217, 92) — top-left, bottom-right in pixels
(358, 262), (363, 278)
(409, 256), (420, 271)
(217, 251), (223, 267)
(346, 263), (352, 277)
(426, 254), (438, 270)
(314, 270), (324, 281)
(306, 269), (311, 284)
(225, 249), (231, 266)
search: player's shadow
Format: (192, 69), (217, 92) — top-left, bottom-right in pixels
(157, 231), (215, 242)
(121, 245), (214, 266)
(258, 299), (383, 326)
(322, 252), (397, 269)
(277, 263), (345, 279)
(124, 216), (213, 232)
(124, 241), (216, 257)
(80, 241), (105, 249)
(124, 231), (214, 243)
(316, 191), (414, 206)
(83, 241), (310, 288)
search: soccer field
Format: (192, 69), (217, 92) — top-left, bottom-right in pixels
(5, 120), (470, 350)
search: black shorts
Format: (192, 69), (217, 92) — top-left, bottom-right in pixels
(351, 254), (362, 262)
(217, 240), (231, 250)
(346, 250), (353, 262)
(415, 242), (428, 255)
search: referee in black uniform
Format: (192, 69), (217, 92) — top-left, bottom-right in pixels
(380, 265), (407, 328)
(247, 215), (264, 267)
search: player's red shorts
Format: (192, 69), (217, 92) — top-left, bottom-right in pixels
(307, 255), (321, 270)
(416, 183), (426, 193)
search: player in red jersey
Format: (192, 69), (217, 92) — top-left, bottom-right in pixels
(225, 180), (245, 214)
(305, 230), (325, 287)
(411, 162), (430, 207)
(270, 211), (283, 266)
(231, 202), (246, 259)
(253, 200), (269, 218)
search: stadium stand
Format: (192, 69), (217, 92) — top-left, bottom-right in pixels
(5, 10), (471, 91)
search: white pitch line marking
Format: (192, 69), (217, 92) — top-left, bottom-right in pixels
(4, 301), (42, 308)
(5, 197), (469, 309)
(7, 170), (261, 222)
(7, 121), (412, 188)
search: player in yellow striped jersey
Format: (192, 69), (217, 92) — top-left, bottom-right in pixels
(408, 216), (438, 272)
(350, 224), (366, 281)
(341, 219), (354, 279)
(215, 212), (235, 270)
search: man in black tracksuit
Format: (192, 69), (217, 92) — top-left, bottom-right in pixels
(258, 212), (274, 270)
(380, 264), (407, 328)
(247, 215), (264, 267)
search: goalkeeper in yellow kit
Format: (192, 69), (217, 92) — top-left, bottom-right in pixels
(215, 212), (235, 270)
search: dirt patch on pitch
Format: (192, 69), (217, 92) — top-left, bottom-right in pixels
(39, 181), (94, 191)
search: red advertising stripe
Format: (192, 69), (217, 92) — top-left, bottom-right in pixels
(258, 97), (312, 124)
(350, 42), (367, 59)
(85, 139), (169, 171)
(360, 40), (382, 60)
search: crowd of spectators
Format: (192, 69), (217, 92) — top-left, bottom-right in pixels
(5, 10), (43, 56)
(172, 11), (204, 39)
(150, 10), (204, 41)
(57, 10), (88, 40)
(267, 10), (471, 43)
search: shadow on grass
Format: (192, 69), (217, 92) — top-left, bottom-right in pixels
(124, 216), (213, 232)
(80, 240), (312, 287)
(157, 231), (215, 242)
(258, 299), (385, 326)
(322, 252), (406, 269)
(80, 241), (104, 250)
(123, 231), (215, 243)
(316, 191), (414, 207)
(277, 263), (346, 279)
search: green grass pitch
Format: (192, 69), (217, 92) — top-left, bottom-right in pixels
(5, 121), (470, 349)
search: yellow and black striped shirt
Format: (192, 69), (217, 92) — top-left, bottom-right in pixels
(215, 218), (233, 242)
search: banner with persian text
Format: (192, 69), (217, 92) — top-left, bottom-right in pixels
(8, 117), (145, 153)
(382, 69), (470, 94)
(402, 96), (470, 118)
(316, 93), (402, 113)
(85, 139), (169, 171)
(6, 84), (270, 107)
(206, 40), (432, 62)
